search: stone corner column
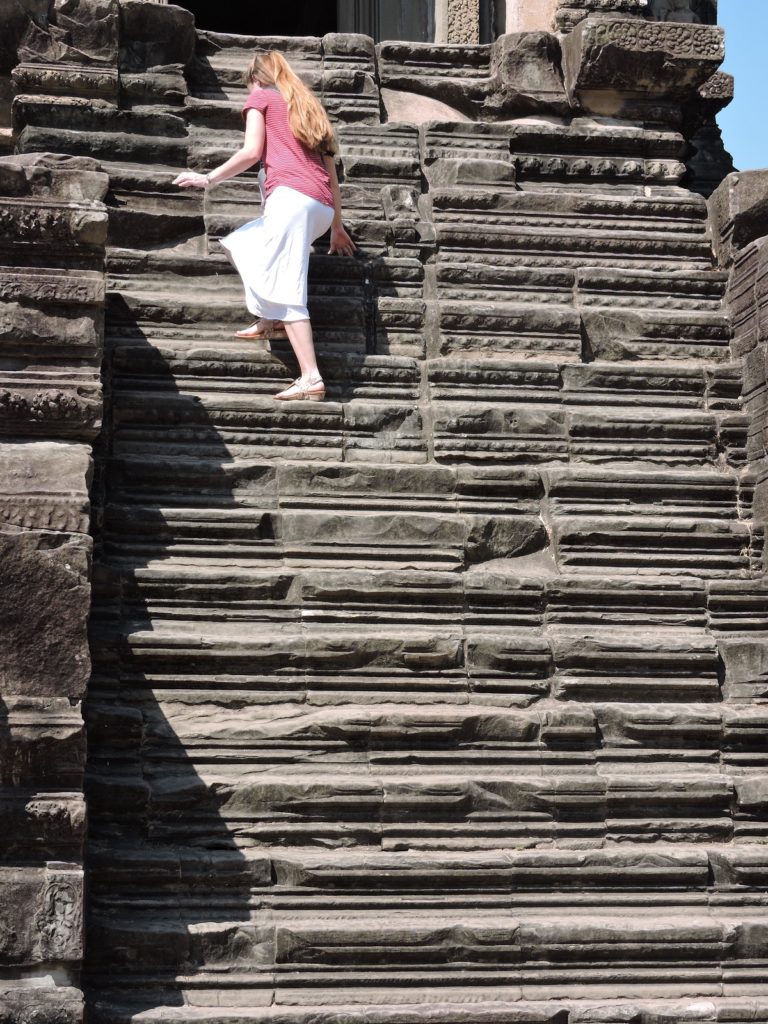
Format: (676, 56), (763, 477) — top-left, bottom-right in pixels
(0, 150), (108, 1024)
(504, 0), (560, 34)
(435, 0), (481, 44)
(709, 168), (768, 593)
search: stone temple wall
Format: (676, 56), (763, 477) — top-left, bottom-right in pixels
(1, 1), (768, 1022)
(0, 154), (108, 1021)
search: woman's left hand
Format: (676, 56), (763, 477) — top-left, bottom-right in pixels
(328, 224), (356, 257)
(173, 171), (208, 189)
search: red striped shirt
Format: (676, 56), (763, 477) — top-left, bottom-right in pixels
(242, 86), (334, 208)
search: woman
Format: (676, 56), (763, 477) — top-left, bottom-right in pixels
(173, 50), (355, 402)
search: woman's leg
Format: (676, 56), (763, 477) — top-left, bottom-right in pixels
(283, 318), (320, 379)
(274, 317), (325, 400)
(222, 241), (285, 338)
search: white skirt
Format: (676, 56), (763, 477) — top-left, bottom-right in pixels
(220, 184), (334, 322)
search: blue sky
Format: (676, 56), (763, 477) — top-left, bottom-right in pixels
(719, 0), (768, 170)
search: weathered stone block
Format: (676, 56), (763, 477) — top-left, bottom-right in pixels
(709, 170), (768, 267)
(0, 1), (43, 81)
(0, 528), (91, 698)
(0, 988), (83, 1024)
(12, 60), (118, 101)
(0, 866), (83, 965)
(0, 793), (85, 862)
(0, 697), (84, 788)
(465, 514), (547, 563)
(489, 32), (569, 116)
(719, 639), (768, 701)
(18, 0), (119, 67)
(562, 16), (724, 112)
(118, 0), (195, 71)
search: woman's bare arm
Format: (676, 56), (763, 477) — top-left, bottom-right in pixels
(174, 109), (266, 189)
(323, 153), (356, 256)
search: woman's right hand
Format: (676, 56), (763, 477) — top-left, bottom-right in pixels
(328, 223), (356, 257)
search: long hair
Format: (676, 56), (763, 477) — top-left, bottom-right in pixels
(245, 50), (337, 155)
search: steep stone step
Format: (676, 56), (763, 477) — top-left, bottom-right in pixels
(86, 619), (724, 701)
(431, 189), (715, 271)
(576, 266), (728, 308)
(432, 405), (744, 467)
(85, 750), (741, 846)
(105, 344), (742, 420)
(98, 459), (745, 516)
(436, 303), (730, 362)
(87, 624), (549, 704)
(83, 904), (768, 1009)
(188, 31), (381, 125)
(86, 843), (766, 897)
(99, 459), (461, 510)
(108, 389), (425, 463)
(551, 516), (753, 575)
(94, 501), (755, 577)
(16, 100), (190, 166)
(90, 564), (722, 630)
(86, 904), (767, 957)
(89, 1006), (571, 1024)
(83, 693), (768, 766)
(100, 506), (471, 570)
(437, 264), (728, 310)
(80, 1000), (768, 1024)
(104, 370), (747, 468)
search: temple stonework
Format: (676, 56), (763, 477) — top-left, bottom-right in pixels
(3, 0), (768, 1022)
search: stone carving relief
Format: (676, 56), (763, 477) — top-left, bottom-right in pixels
(446, 0), (480, 44)
(699, 68), (733, 101)
(591, 19), (723, 58)
(36, 874), (83, 960)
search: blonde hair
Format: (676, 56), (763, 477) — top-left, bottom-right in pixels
(246, 50), (337, 155)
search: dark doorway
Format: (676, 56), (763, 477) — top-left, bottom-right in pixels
(180, 0), (337, 36)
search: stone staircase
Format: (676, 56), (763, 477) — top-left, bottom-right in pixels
(7, 7), (768, 1023)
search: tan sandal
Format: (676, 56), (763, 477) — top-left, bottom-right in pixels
(234, 318), (288, 340)
(274, 375), (325, 402)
